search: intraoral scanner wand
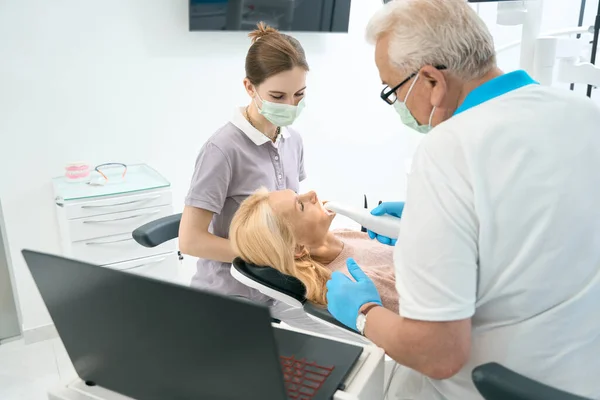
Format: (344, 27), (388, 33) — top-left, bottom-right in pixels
(324, 201), (402, 240)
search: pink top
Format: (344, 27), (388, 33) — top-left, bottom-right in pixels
(326, 230), (399, 314)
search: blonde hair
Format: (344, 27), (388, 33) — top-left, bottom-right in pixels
(366, 0), (496, 80)
(230, 188), (331, 305)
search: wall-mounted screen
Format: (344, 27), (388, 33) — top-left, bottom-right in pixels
(189, 0), (352, 33)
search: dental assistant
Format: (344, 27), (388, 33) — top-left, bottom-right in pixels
(179, 23), (308, 308)
(326, 1), (600, 399)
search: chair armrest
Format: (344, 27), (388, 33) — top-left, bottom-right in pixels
(132, 213), (182, 248)
(472, 362), (591, 400)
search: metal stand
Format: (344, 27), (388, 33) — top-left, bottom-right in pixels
(571, 0), (587, 91)
(587, 0), (600, 97)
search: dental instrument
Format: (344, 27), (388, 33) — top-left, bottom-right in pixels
(324, 201), (402, 240)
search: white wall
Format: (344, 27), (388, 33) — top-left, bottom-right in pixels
(0, 0), (597, 332)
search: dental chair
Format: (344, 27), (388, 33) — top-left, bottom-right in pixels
(131, 211), (368, 342)
(132, 207), (402, 392)
(132, 196), (375, 339)
(472, 362), (591, 400)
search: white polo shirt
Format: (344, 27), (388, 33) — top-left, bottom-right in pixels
(394, 71), (600, 399)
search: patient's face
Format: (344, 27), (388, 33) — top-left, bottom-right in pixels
(269, 190), (334, 246)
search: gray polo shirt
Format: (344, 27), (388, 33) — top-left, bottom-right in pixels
(185, 107), (306, 305)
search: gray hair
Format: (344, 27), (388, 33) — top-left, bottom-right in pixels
(366, 0), (496, 80)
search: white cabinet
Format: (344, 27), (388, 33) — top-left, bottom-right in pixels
(53, 164), (189, 286)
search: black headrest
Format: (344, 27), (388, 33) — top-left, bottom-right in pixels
(232, 257), (307, 304)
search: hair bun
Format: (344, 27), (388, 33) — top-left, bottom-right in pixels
(248, 21), (279, 43)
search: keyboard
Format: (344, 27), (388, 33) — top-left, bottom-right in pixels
(280, 355), (335, 399)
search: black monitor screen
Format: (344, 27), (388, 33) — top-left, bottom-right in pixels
(189, 0), (352, 33)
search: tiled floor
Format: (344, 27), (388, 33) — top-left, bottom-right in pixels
(0, 338), (75, 400)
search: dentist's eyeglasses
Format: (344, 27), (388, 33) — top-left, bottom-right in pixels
(380, 73), (416, 105)
(380, 66), (447, 105)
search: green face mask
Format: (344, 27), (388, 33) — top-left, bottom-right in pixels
(254, 93), (305, 127)
(393, 74), (436, 134)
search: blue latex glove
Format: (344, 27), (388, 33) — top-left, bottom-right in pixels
(367, 201), (405, 246)
(326, 258), (383, 331)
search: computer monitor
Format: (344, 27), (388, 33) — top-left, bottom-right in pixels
(189, 0), (352, 33)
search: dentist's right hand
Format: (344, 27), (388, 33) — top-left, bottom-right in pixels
(367, 201), (405, 246)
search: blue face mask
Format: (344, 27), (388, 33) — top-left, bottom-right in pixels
(393, 74), (436, 134)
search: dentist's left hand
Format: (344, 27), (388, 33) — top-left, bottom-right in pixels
(326, 258), (382, 331)
(367, 201), (405, 246)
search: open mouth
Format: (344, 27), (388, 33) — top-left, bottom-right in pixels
(319, 201), (335, 216)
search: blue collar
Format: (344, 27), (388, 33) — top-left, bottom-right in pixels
(454, 70), (538, 115)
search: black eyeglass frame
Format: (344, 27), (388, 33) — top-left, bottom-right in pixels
(380, 66), (447, 105)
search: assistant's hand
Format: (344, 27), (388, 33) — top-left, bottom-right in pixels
(326, 258), (382, 331)
(367, 201), (405, 246)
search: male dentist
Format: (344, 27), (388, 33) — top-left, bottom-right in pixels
(326, 0), (600, 399)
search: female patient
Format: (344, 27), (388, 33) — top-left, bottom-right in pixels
(229, 188), (399, 314)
